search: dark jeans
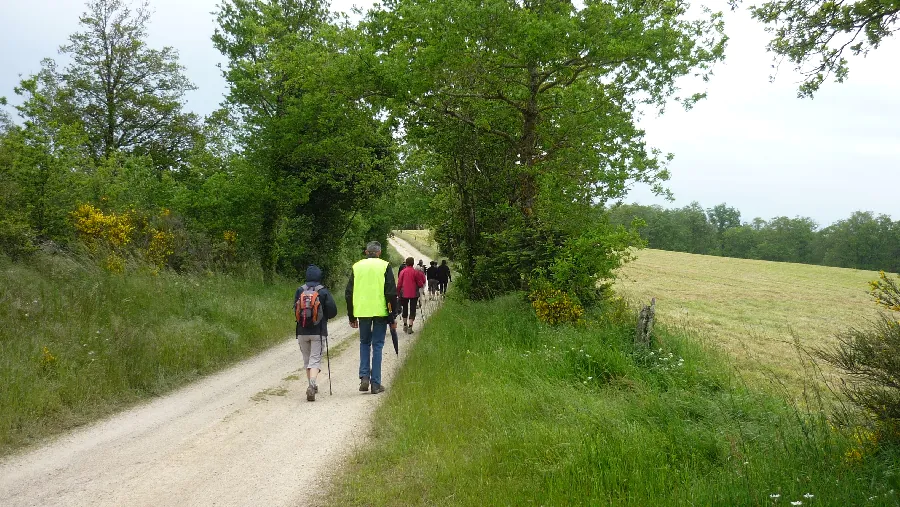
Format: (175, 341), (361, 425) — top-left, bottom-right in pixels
(400, 297), (418, 320)
(358, 317), (387, 385)
(438, 281), (448, 294)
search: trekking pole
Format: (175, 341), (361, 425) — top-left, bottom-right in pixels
(324, 334), (332, 395)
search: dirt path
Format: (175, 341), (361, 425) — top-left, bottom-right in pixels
(0, 237), (436, 507)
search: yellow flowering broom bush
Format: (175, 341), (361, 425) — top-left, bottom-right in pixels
(820, 273), (900, 446)
(528, 282), (585, 326)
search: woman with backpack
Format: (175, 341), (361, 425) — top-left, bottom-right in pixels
(397, 257), (426, 333)
(294, 265), (339, 402)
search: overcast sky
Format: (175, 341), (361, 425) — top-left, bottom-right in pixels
(1, 0), (897, 226)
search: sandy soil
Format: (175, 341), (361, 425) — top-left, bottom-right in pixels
(0, 237), (435, 507)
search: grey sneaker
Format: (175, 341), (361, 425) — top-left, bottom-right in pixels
(370, 382), (385, 395)
(314, 384), (319, 394)
(359, 375), (370, 392)
(306, 385), (316, 402)
(403, 324), (409, 333)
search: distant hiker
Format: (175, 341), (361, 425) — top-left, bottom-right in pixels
(436, 259), (451, 297)
(397, 257), (426, 334)
(346, 241), (398, 395)
(417, 259), (427, 275)
(426, 260), (440, 300)
(294, 265), (339, 402)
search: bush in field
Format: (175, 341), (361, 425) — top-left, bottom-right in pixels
(820, 272), (900, 445)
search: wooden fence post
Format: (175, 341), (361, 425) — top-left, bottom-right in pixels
(635, 298), (656, 347)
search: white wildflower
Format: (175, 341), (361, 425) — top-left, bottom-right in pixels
(770, 494), (780, 499)
(803, 494), (813, 499)
(791, 502), (802, 506)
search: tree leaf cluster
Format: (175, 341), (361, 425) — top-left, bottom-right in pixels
(365, 0), (727, 302)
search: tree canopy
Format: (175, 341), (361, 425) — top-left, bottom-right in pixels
(746, 0), (900, 96)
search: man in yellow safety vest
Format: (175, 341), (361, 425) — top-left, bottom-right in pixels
(345, 241), (398, 394)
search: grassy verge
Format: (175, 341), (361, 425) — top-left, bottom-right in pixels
(386, 243), (406, 269)
(394, 230), (440, 260)
(0, 253), (337, 456)
(328, 295), (899, 505)
(616, 249), (885, 396)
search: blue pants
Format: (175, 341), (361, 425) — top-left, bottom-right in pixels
(358, 317), (387, 385)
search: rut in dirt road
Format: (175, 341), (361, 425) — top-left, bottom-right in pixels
(0, 237), (438, 507)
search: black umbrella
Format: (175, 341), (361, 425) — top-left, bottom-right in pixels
(390, 326), (399, 355)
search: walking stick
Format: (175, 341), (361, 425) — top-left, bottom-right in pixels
(323, 334), (332, 395)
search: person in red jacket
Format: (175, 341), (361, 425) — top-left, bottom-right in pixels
(396, 256), (426, 334)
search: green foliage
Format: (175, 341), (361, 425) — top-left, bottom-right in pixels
(213, 0), (397, 282)
(365, 0), (726, 304)
(747, 0), (900, 97)
(329, 295), (900, 505)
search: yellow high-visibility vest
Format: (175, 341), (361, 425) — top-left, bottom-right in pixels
(352, 257), (389, 317)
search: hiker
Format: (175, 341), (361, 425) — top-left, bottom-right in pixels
(397, 256), (426, 334)
(426, 260), (440, 300)
(346, 241), (398, 395)
(294, 265), (339, 402)
(417, 259), (427, 276)
(436, 259), (451, 297)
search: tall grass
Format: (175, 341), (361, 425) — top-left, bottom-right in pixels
(328, 295), (900, 505)
(0, 253), (327, 455)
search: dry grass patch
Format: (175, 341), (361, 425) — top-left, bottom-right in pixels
(616, 249), (887, 395)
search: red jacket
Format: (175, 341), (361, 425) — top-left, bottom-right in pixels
(397, 266), (426, 299)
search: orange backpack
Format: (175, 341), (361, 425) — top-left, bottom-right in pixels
(295, 284), (324, 329)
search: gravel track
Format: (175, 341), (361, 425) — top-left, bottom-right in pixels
(0, 237), (435, 507)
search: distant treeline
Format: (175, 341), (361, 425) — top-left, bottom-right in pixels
(607, 202), (900, 273)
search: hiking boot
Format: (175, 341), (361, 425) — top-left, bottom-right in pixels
(370, 382), (385, 395)
(306, 385), (316, 402)
(359, 375), (370, 392)
(407, 326), (414, 334)
(314, 384), (319, 394)
(403, 324), (409, 333)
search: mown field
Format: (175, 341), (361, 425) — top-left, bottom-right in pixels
(0, 253), (324, 456)
(616, 249), (886, 395)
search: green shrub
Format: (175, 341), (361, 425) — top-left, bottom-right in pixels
(0, 215), (35, 259)
(820, 317), (900, 444)
(819, 271), (900, 445)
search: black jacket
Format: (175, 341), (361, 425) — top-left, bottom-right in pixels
(426, 266), (439, 280)
(436, 264), (451, 283)
(294, 265), (339, 336)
